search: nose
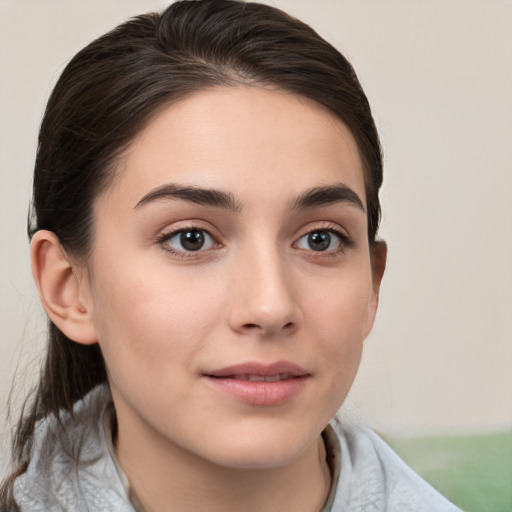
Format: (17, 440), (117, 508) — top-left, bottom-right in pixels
(227, 246), (302, 337)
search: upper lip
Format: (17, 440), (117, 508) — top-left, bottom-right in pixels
(205, 361), (309, 378)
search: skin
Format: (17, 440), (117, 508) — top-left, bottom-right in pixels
(32, 86), (385, 511)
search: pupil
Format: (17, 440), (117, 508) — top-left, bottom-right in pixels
(308, 231), (330, 251)
(180, 230), (204, 251)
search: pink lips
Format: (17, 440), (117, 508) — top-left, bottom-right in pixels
(203, 361), (309, 406)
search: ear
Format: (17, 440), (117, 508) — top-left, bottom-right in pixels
(370, 240), (387, 297)
(31, 230), (98, 345)
(364, 240), (387, 337)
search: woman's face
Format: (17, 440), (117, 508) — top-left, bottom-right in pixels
(80, 86), (382, 469)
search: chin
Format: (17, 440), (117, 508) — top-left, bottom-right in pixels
(211, 448), (303, 471)
(198, 424), (319, 471)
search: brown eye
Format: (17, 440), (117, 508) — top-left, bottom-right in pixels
(180, 230), (205, 251)
(296, 230), (342, 252)
(307, 232), (331, 251)
(163, 229), (215, 253)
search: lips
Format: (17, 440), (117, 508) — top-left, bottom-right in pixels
(203, 361), (309, 406)
(206, 361), (308, 378)
(230, 374), (293, 382)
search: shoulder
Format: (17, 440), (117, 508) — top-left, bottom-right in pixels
(12, 385), (132, 511)
(326, 420), (462, 512)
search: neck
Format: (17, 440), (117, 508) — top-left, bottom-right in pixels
(114, 413), (331, 512)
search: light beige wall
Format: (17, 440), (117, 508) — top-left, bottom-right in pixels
(264, 0), (512, 434)
(1, 1), (510, 469)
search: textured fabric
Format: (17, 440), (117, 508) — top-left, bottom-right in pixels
(13, 385), (461, 511)
(13, 386), (131, 512)
(321, 423), (462, 511)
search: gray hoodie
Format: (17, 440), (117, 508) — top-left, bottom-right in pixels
(13, 385), (462, 511)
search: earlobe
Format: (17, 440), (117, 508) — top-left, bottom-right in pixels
(31, 230), (98, 345)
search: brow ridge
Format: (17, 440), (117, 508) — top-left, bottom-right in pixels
(135, 183), (242, 212)
(290, 183), (365, 212)
(135, 182), (364, 213)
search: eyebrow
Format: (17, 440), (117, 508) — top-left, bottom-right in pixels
(134, 184), (242, 212)
(290, 183), (365, 212)
(134, 182), (364, 213)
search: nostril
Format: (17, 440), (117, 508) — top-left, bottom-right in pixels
(241, 321), (295, 333)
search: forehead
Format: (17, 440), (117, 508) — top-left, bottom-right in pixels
(101, 86), (366, 210)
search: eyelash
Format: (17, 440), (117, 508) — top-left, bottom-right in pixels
(156, 224), (218, 259)
(294, 224), (353, 258)
(156, 223), (352, 259)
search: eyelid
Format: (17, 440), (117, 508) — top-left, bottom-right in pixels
(156, 222), (223, 258)
(295, 222), (351, 242)
(293, 222), (353, 253)
(167, 229), (216, 250)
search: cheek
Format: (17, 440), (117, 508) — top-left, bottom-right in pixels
(303, 263), (373, 384)
(306, 266), (373, 340)
(89, 256), (223, 375)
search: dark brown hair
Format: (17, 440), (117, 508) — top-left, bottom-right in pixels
(1, 0), (382, 507)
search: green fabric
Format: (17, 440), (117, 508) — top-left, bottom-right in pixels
(384, 431), (512, 512)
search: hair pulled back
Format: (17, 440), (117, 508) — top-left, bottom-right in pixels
(2, 0), (382, 506)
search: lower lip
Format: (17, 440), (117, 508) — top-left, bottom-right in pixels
(204, 376), (308, 406)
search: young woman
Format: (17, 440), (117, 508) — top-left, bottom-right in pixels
(1, 1), (462, 510)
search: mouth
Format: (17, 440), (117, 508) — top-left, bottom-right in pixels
(220, 373), (296, 382)
(203, 361), (310, 406)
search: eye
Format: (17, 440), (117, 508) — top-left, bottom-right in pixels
(295, 230), (343, 252)
(162, 228), (216, 253)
